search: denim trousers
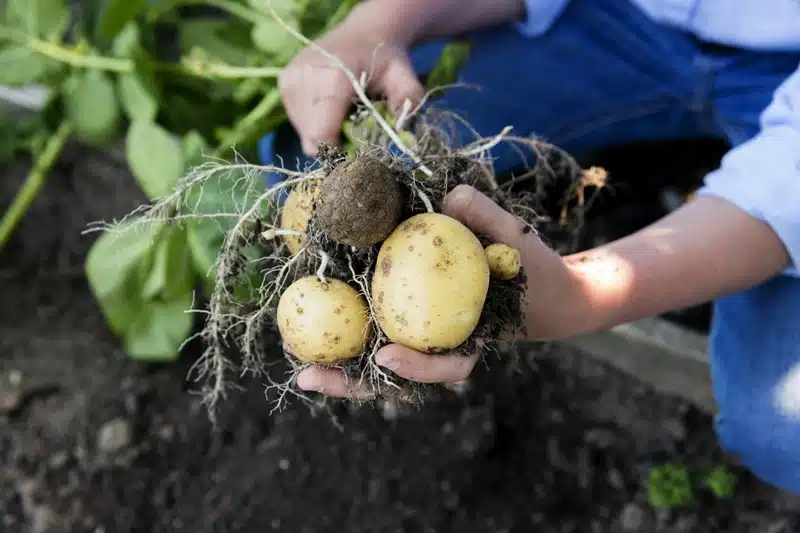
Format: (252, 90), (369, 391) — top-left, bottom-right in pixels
(257, 0), (800, 493)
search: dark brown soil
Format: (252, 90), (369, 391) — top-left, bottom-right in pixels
(1, 143), (798, 533)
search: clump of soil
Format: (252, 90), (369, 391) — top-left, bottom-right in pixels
(315, 155), (404, 247)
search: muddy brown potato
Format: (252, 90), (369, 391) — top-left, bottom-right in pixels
(314, 156), (403, 248)
(371, 213), (490, 353)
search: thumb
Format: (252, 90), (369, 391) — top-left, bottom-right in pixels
(442, 185), (527, 247)
(374, 54), (426, 116)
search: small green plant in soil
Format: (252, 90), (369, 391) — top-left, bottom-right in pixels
(647, 461), (739, 509)
(703, 464), (738, 500)
(647, 463), (694, 509)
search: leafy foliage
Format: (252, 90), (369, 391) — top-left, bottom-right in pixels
(0, 0), (472, 362)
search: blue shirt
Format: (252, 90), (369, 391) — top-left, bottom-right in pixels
(519, 0), (800, 277)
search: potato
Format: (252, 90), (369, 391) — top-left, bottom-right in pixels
(371, 213), (490, 353)
(484, 243), (521, 280)
(280, 182), (319, 255)
(277, 276), (370, 364)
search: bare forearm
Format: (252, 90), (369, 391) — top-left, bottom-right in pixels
(551, 195), (790, 338)
(347, 0), (527, 46)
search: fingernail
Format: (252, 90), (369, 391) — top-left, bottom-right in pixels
(296, 370), (319, 391)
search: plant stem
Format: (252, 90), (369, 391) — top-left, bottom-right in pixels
(0, 29), (282, 80)
(28, 38), (132, 72)
(212, 88), (282, 158)
(0, 121), (73, 251)
(184, 0), (265, 24)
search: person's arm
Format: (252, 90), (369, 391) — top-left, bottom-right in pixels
(346, 0), (528, 46)
(538, 66), (800, 340)
(555, 195), (790, 337)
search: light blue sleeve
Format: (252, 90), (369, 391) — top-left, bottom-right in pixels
(515, 0), (572, 37)
(696, 64), (800, 277)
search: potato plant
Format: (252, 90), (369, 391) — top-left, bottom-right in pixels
(0, 0), (363, 361)
(90, 9), (607, 419)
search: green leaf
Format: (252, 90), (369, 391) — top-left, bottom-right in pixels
(0, 45), (54, 86)
(647, 463), (694, 509)
(703, 466), (737, 499)
(142, 226), (194, 300)
(251, 17), (303, 59)
(111, 23), (141, 58)
(425, 41), (472, 91)
(6, 0), (69, 40)
(124, 291), (195, 361)
(184, 168), (258, 290)
(65, 70), (121, 146)
(85, 221), (164, 334)
(117, 71), (159, 121)
(250, 0), (296, 16)
(86, 222), (163, 300)
(126, 119), (184, 199)
(186, 221), (222, 292)
(179, 19), (253, 65)
(96, 0), (148, 41)
(181, 130), (210, 168)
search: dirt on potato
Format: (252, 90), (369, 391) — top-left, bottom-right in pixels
(314, 156), (405, 248)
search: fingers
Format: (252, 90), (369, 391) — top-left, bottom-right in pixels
(294, 344), (477, 399)
(375, 344), (477, 384)
(373, 54), (425, 116)
(296, 366), (376, 400)
(279, 62), (353, 156)
(280, 42), (423, 157)
(442, 185), (527, 247)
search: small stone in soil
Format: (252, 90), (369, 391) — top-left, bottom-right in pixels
(96, 418), (132, 454)
(618, 503), (649, 532)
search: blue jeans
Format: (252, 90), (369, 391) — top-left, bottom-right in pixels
(258, 0), (800, 493)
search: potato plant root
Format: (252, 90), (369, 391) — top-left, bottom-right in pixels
(91, 17), (608, 420)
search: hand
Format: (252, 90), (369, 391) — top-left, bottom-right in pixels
(294, 184), (579, 399)
(278, 5), (425, 156)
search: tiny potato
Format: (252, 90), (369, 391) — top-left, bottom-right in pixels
(277, 276), (370, 364)
(484, 243), (521, 280)
(372, 213), (490, 353)
(280, 182), (320, 255)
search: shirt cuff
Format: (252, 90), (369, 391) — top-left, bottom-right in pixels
(696, 123), (800, 278)
(515, 0), (571, 37)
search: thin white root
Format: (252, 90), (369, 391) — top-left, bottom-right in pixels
(261, 228), (306, 240)
(459, 126), (513, 157)
(416, 188), (434, 213)
(316, 251), (330, 283)
(395, 98), (413, 131)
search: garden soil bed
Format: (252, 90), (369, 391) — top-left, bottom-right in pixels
(1, 143), (798, 533)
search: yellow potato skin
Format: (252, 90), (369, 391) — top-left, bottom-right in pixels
(280, 182), (319, 255)
(277, 276), (370, 364)
(371, 213), (490, 353)
(484, 243), (521, 280)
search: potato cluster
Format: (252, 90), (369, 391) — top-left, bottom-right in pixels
(275, 156), (522, 365)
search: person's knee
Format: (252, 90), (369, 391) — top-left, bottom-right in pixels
(715, 391), (800, 494)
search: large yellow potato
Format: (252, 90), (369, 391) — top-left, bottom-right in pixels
(371, 213), (490, 353)
(280, 182), (319, 255)
(277, 276), (370, 364)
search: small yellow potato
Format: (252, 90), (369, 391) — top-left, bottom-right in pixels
(280, 182), (319, 255)
(484, 243), (521, 280)
(277, 276), (370, 364)
(371, 213), (490, 353)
